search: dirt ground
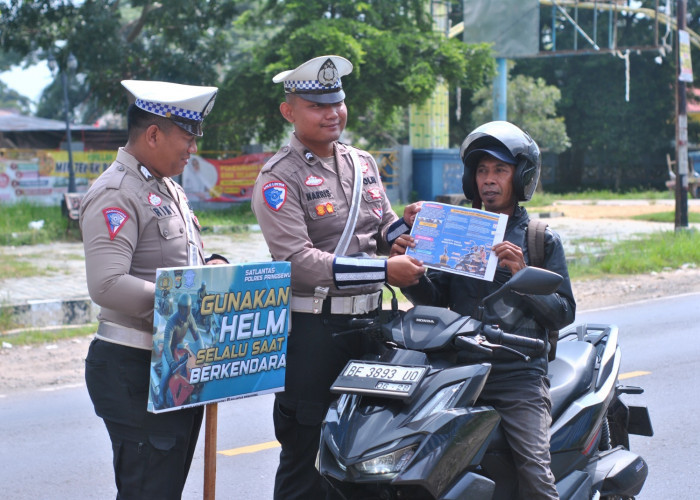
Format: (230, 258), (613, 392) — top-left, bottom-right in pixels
(2, 201), (699, 397)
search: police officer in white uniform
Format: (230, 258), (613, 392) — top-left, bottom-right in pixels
(251, 55), (425, 499)
(80, 80), (218, 499)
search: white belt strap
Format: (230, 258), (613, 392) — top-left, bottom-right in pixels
(291, 291), (381, 315)
(95, 321), (153, 350)
(313, 148), (366, 306)
(165, 177), (203, 266)
(334, 148), (364, 256)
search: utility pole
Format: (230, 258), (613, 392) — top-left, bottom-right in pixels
(676, 0), (690, 230)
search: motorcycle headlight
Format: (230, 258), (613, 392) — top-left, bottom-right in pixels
(411, 382), (465, 422)
(355, 445), (417, 475)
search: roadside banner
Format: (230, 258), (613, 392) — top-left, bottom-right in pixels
(680, 30), (694, 83)
(148, 261), (291, 413)
(181, 153), (273, 202)
(0, 149), (114, 204)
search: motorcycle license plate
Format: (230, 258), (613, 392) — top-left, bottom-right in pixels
(331, 361), (427, 399)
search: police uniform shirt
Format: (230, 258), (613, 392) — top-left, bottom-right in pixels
(251, 134), (397, 297)
(80, 147), (204, 333)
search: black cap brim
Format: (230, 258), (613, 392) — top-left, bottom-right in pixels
(464, 144), (517, 169)
(290, 89), (346, 104)
(170, 116), (203, 136)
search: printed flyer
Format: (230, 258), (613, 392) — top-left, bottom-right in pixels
(406, 202), (507, 281)
(148, 261), (291, 413)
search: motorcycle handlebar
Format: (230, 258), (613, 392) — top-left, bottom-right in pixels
(348, 318), (377, 329)
(333, 317), (382, 338)
(482, 325), (545, 351)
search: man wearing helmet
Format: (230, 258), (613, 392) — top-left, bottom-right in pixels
(395, 121), (576, 499)
(157, 293), (205, 408)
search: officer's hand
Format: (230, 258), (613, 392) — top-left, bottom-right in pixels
(493, 241), (526, 275)
(390, 234), (415, 257)
(402, 202), (423, 227)
(386, 255), (425, 287)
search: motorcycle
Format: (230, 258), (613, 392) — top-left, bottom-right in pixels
(149, 343), (203, 410)
(318, 267), (653, 499)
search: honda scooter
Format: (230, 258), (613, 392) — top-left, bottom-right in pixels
(319, 267), (653, 499)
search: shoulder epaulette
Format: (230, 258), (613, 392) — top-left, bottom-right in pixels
(104, 163), (129, 190)
(259, 146), (294, 173)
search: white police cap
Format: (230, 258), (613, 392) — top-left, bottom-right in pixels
(121, 80), (218, 136)
(272, 55), (353, 104)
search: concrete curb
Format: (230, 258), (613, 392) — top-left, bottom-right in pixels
(2, 297), (98, 330)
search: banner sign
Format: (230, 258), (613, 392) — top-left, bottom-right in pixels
(680, 30), (694, 83)
(148, 261), (291, 413)
(0, 149), (115, 204)
(181, 153), (273, 203)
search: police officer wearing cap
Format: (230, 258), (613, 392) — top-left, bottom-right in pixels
(396, 121), (576, 499)
(80, 80), (221, 498)
(251, 55), (426, 499)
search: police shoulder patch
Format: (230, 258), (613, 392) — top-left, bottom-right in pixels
(102, 207), (130, 240)
(262, 181), (287, 211)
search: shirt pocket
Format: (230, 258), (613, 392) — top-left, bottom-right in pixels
(362, 187), (385, 220)
(302, 189), (339, 221)
(157, 216), (186, 242)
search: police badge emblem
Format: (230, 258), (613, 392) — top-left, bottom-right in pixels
(148, 192), (162, 206)
(262, 181), (287, 211)
(174, 269), (183, 288)
(102, 207), (129, 240)
(318, 58), (339, 87)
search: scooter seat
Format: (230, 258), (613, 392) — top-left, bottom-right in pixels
(547, 341), (596, 421)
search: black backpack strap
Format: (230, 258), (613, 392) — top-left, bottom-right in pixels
(527, 219), (548, 268)
(527, 218), (559, 360)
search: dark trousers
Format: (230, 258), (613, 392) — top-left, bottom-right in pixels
(85, 338), (204, 500)
(478, 372), (558, 500)
(273, 309), (378, 500)
(273, 398), (338, 500)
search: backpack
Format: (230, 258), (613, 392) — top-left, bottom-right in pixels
(527, 219), (559, 361)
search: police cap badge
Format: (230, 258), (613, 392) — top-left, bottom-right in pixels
(272, 55), (353, 104)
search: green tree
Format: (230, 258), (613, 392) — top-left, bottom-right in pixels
(0, 0), (242, 123)
(1, 0), (494, 151)
(0, 81), (32, 114)
(512, 3), (677, 192)
(203, 0), (495, 151)
(470, 73), (571, 154)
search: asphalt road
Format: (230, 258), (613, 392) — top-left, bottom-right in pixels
(2, 293), (699, 499)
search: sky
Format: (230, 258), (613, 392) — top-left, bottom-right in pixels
(0, 61), (54, 108)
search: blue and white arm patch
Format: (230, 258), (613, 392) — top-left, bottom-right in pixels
(333, 257), (387, 289)
(386, 218), (410, 247)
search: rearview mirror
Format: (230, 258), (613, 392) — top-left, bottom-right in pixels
(482, 267), (563, 307)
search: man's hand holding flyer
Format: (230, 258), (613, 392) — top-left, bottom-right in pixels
(406, 202), (507, 281)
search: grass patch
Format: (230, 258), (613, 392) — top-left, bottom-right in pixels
(568, 229), (700, 279)
(529, 189), (672, 207)
(0, 200), (74, 245)
(565, 236), (608, 262)
(631, 211), (700, 223)
(0, 254), (42, 278)
(196, 201), (258, 228)
(1, 192), (683, 244)
(1, 324), (97, 345)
